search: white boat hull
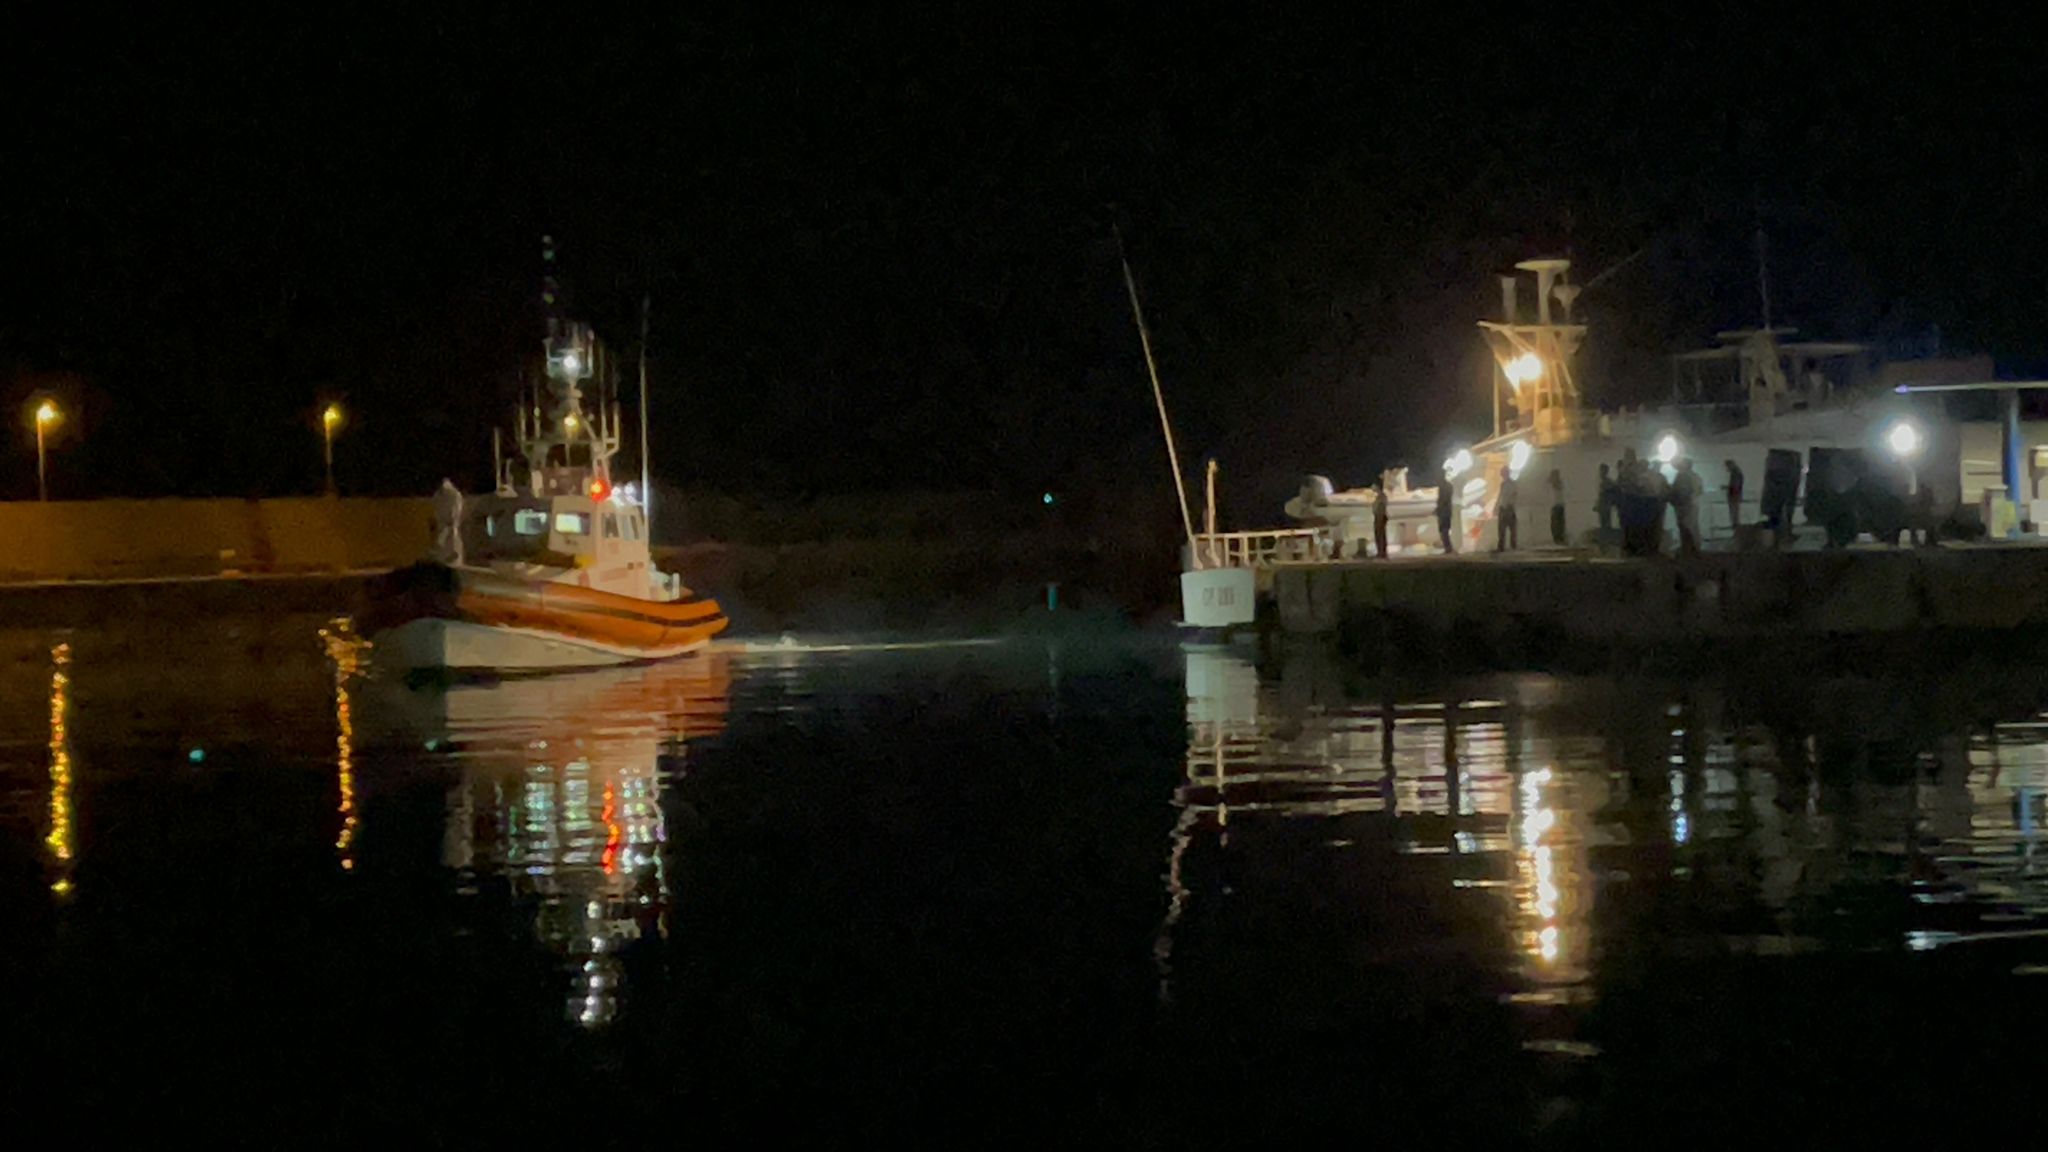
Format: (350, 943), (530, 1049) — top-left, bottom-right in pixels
(1181, 567), (1257, 627)
(372, 618), (710, 673)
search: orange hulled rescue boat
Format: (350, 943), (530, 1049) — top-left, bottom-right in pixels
(366, 297), (727, 673)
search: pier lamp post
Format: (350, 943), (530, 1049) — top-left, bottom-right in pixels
(1886, 419), (1923, 495)
(34, 399), (61, 502)
(321, 403), (344, 495)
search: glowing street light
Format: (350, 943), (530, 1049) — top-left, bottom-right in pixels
(563, 412), (581, 434)
(34, 400), (61, 502)
(1886, 419), (1923, 460)
(321, 403), (344, 495)
(1503, 353), (1544, 388)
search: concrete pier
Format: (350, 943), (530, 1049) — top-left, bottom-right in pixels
(0, 498), (433, 584)
(1272, 547), (2048, 658)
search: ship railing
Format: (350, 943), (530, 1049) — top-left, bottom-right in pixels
(1188, 528), (1327, 571)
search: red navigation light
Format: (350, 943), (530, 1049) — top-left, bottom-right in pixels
(588, 478), (612, 501)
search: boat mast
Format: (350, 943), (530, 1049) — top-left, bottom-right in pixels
(638, 295), (653, 531)
(520, 236), (621, 498)
(1113, 223), (1197, 552)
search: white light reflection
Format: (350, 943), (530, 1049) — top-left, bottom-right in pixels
(426, 655), (730, 1029)
(1670, 768), (1690, 846)
(1517, 764), (1576, 976)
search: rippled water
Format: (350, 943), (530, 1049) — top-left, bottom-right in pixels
(8, 618), (2048, 1141)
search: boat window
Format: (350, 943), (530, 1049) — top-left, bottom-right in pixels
(484, 515), (498, 538)
(553, 511), (591, 536)
(514, 509), (549, 536)
(602, 514), (620, 539)
(624, 515), (641, 541)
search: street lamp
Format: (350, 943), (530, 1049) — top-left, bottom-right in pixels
(321, 403), (344, 495)
(34, 400), (60, 502)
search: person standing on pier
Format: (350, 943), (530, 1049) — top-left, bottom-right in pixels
(1913, 483), (1936, 547)
(1436, 472), (1457, 554)
(1372, 478), (1390, 559)
(1596, 462), (1616, 538)
(432, 478), (465, 566)
(1617, 449), (1659, 557)
(1547, 468), (1567, 546)
(1495, 466), (1519, 552)
(1671, 458), (1703, 556)
(1724, 459), (1745, 537)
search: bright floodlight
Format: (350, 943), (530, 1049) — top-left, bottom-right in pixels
(562, 352), (583, 376)
(1654, 434), (1680, 464)
(1444, 448), (1474, 478)
(1886, 420), (1923, 459)
(1504, 353), (1544, 387)
(1508, 439), (1533, 477)
(35, 400), (60, 425)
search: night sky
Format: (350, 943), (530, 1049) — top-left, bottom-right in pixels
(6, 7), (2045, 520)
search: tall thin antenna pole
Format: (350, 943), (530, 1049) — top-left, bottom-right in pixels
(637, 295), (653, 533)
(1113, 223), (1197, 550)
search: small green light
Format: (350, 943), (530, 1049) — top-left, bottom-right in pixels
(188, 748), (206, 764)
(1042, 492), (1055, 506)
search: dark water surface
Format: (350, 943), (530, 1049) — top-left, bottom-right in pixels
(8, 616), (2048, 1143)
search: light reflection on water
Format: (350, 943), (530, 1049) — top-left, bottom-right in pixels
(1173, 644), (2048, 1025)
(23, 620), (2048, 1133)
(351, 641), (733, 1027)
(320, 619), (364, 870)
(46, 640), (74, 897)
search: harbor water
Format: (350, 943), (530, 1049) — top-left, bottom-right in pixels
(7, 615), (2048, 1141)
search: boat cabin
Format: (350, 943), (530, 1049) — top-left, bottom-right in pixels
(458, 492), (669, 598)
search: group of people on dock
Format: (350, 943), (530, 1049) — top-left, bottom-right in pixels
(1366, 442), (1938, 561)
(1452, 451), (1750, 558)
(1590, 450), (1724, 558)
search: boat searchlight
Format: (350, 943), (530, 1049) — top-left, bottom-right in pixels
(1508, 440), (1533, 478)
(1444, 448), (1475, 479)
(1503, 353), (1544, 387)
(1654, 434), (1681, 465)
